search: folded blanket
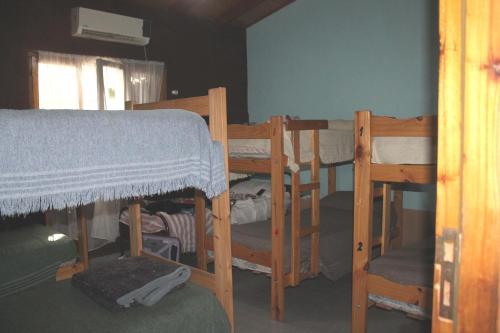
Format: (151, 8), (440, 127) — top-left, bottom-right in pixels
(0, 109), (226, 216)
(72, 256), (191, 311)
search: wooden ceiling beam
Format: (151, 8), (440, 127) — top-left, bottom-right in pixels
(215, 0), (268, 26)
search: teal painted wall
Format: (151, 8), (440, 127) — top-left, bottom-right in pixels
(246, 0), (438, 210)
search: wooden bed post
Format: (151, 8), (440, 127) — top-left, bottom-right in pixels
(290, 130), (301, 286)
(128, 201), (143, 257)
(310, 129), (320, 275)
(270, 115), (285, 321)
(76, 206), (89, 270)
(352, 110), (373, 333)
(380, 183), (391, 256)
(328, 165), (336, 194)
(194, 190), (207, 270)
(208, 87), (234, 330)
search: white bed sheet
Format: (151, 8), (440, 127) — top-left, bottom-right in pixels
(229, 120), (354, 172)
(371, 137), (436, 164)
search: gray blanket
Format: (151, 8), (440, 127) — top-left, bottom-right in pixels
(0, 109), (226, 216)
(72, 256), (191, 311)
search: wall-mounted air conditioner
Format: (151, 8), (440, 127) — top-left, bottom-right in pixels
(71, 7), (150, 46)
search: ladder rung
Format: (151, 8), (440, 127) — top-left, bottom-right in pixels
(300, 225), (319, 237)
(299, 182), (320, 193)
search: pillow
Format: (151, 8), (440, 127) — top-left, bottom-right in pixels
(230, 179), (273, 199)
(320, 191), (354, 211)
(230, 179), (290, 225)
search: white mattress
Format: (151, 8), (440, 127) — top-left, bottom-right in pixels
(229, 120), (354, 172)
(371, 137), (436, 164)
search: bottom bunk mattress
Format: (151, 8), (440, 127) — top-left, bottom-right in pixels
(368, 237), (435, 287)
(221, 191), (389, 281)
(367, 237), (435, 317)
(0, 224), (77, 297)
(0, 279), (229, 333)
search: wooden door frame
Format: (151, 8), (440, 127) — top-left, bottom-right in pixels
(434, 0), (499, 332)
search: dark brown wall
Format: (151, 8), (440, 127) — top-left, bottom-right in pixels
(0, 0), (248, 123)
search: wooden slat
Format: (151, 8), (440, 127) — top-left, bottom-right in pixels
(76, 206), (89, 270)
(142, 251), (216, 292)
(206, 237), (272, 267)
(456, 0), (500, 331)
(270, 115), (285, 321)
(371, 115), (436, 137)
(128, 201), (143, 257)
(285, 119), (328, 131)
(309, 129), (320, 275)
(195, 190), (207, 270)
(228, 158), (271, 173)
(367, 274), (432, 311)
(228, 123), (271, 139)
(371, 164), (436, 184)
(290, 130), (301, 286)
(299, 225), (319, 238)
(133, 95), (209, 116)
(328, 165), (336, 194)
(298, 182), (320, 193)
(380, 183), (391, 256)
(56, 262), (85, 281)
(208, 87), (234, 329)
(352, 110), (373, 333)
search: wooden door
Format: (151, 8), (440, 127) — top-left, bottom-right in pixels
(434, 0), (500, 332)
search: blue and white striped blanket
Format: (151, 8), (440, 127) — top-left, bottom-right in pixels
(0, 109), (227, 216)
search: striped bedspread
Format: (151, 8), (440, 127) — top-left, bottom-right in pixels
(0, 109), (227, 216)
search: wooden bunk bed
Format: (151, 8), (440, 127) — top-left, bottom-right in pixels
(351, 110), (436, 333)
(0, 87), (234, 332)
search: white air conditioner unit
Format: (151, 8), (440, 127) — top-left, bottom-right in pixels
(71, 7), (150, 46)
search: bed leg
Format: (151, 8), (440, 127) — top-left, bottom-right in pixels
(195, 190), (208, 270)
(76, 206), (89, 270)
(128, 201), (143, 257)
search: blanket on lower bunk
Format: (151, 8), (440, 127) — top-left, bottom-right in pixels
(0, 109), (226, 216)
(0, 279), (229, 333)
(72, 256), (191, 311)
(0, 224), (77, 298)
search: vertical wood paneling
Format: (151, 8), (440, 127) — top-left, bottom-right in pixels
(457, 0), (500, 331)
(435, 0), (500, 331)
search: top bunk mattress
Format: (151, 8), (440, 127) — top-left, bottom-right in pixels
(0, 109), (227, 216)
(229, 120), (354, 172)
(371, 137), (436, 164)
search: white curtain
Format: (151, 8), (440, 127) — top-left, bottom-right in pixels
(38, 51), (164, 250)
(123, 59), (164, 104)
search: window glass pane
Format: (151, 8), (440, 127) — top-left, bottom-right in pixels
(102, 65), (124, 110)
(38, 63), (79, 109)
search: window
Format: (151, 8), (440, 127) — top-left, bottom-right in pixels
(31, 51), (164, 110)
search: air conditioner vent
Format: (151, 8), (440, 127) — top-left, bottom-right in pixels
(72, 7), (150, 46)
